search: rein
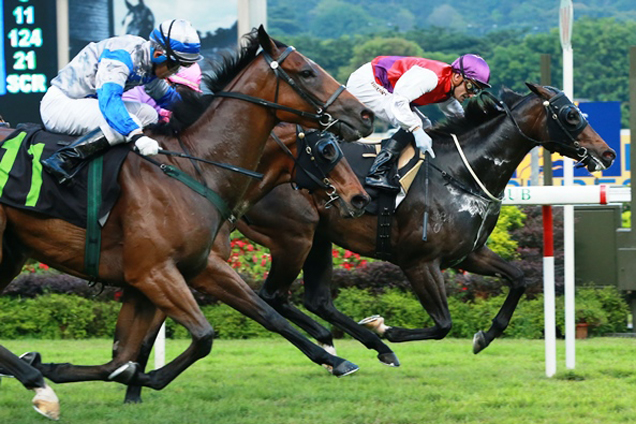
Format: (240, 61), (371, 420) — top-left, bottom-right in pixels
(431, 89), (591, 203)
(214, 46), (346, 128)
(158, 149), (264, 180)
(481, 91), (590, 162)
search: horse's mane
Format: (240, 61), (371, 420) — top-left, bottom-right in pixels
(428, 87), (525, 141)
(150, 29), (288, 136)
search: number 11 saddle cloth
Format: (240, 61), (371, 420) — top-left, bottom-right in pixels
(0, 124), (130, 229)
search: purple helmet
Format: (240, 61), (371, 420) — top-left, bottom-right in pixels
(451, 54), (491, 88)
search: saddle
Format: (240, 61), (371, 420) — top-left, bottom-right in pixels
(340, 135), (425, 215)
(341, 135), (426, 260)
(0, 123), (130, 228)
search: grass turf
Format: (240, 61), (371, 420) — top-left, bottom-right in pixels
(1, 337), (635, 423)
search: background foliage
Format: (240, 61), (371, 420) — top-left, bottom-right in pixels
(272, 17), (636, 127)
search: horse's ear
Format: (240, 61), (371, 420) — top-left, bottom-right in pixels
(257, 25), (277, 56)
(525, 82), (552, 100)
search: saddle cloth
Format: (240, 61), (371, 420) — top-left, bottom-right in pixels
(0, 124), (130, 228)
(340, 136), (424, 215)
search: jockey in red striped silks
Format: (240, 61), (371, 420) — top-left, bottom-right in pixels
(346, 54), (491, 191)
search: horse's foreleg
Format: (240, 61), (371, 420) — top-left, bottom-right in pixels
(454, 246), (526, 354)
(379, 260), (453, 343)
(257, 231), (337, 353)
(30, 288), (159, 383)
(122, 305), (167, 404)
(124, 263), (214, 390)
(191, 254), (359, 377)
(301, 235), (398, 366)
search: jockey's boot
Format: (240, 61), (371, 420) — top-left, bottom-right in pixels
(365, 136), (407, 192)
(41, 129), (110, 184)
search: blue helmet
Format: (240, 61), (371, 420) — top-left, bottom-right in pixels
(150, 19), (202, 65)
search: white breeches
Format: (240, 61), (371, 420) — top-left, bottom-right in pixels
(346, 63), (425, 131)
(40, 86), (159, 145)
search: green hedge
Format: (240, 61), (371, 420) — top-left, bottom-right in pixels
(0, 287), (628, 340)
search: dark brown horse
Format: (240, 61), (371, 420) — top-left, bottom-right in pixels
(0, 346), (59, 419)
(235, 84), (616, 366)
(114, 122), (369, 402)
(0, 26), (373, 391)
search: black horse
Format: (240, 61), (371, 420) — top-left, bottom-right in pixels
(0, 346), (59, 420)
(237, 84), (616, 365)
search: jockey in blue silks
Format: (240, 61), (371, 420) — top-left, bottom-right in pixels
(40, 19), (202, 183)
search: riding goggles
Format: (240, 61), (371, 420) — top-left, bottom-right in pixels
(464, 79), (482, 95)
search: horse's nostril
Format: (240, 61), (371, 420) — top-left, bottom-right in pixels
(361, 109), (374, 123)
(603, 150), (616, 162)
(352, 193), (370, 211)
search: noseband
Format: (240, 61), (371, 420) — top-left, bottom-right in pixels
(214, 46), (346, 128)
(481, 89), (591, 164)
(271, 126), (345, 208)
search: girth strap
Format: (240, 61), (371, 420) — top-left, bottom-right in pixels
(375, 193), (394, 260)
(84, 156), (103, 279)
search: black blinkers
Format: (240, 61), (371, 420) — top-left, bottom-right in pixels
(545, 90), (588, 142)
(294, 129), (344, 191)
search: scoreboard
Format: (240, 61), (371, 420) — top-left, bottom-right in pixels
(0, 0), (57, 124)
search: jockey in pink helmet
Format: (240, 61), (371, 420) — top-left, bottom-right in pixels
(346, 54), (491, 191)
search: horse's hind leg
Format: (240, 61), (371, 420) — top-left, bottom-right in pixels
(0, 345), (60, 420)
(455, 246), (526, 354)
(119, 262), (215, 391)
(0, 206), (30, 292)
(301, 234), (398, 366)
(379, 260), (453, 343)
(122, 306), (167, 404)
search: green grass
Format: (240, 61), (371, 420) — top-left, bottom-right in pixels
(1, 337), (636, 423)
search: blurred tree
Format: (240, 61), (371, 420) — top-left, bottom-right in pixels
(336, 37), (423, 81)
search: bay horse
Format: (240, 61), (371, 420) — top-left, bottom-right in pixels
(235, 84), (616, 366)
(0, 346), (59, 420)
(114, 122), (369, 403)
(0, 26), (373, 391)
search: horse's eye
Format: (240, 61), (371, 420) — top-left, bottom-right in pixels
(299, 70), (314, 79)
(319, 142), (337, 161)
(564, 108), (580, 126)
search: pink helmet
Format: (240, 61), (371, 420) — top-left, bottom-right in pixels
(167, 62), (202, 92)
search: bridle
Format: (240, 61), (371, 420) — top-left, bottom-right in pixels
(271, 126), (345, 208)
(480, 89), (591, 164)
(430, 87), (593, 205)
(214, 46), (346, 128)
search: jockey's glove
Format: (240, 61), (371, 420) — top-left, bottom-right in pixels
(412, 127), (435, 159)
(134, 135), (160, 156)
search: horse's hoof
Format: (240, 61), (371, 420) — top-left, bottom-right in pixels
(108, 362), (138, 384)
(124, 396), (143, 404)
(32, 383), (60, 421)
(472, 330), (489, 354)
(20, 351), (42, 367)
(358, 315), (390, 336)
(332, 360), (359, 378)
(377, 352), (400, 367)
